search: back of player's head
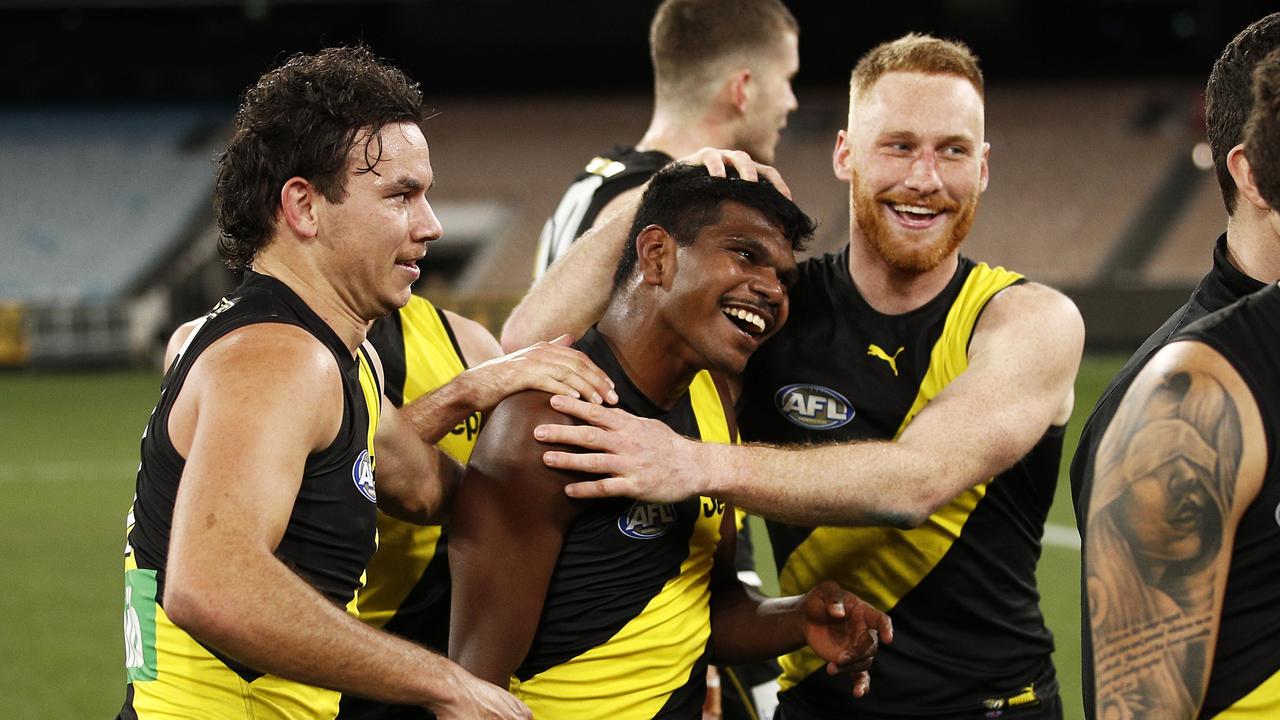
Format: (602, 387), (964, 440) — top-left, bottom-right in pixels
(650, 0), (798, 109)
(1206, 12), (1280, 215)
(215, 45), (426, 270)
(1245, 48), (1280, 211)
(849, 33), (983, 106)
(612, 163), (814, 289)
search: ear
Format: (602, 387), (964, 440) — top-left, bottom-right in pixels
(279, 176), (320, 239)
(979, 142), (991, 194)
(635, 225), (676, 286)
(832, 129), (853, 181)
(1227, 143), (1273, 213)
(728, 68), (752, 115)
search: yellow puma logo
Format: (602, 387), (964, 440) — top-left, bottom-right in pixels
(867, 344), (904, 376)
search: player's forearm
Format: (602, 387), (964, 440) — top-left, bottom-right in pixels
(705, 440), (955, 528)
(709, 582), (806, 665)
(401, 374), (487, 444)
(164, 552), (466, 710)
(500, 200), (636, 352)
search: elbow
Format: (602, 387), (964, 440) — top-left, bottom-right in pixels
(499, 308), (532, 354)
(162, 580), (232, 641)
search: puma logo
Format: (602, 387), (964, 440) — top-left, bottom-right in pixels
(867, 344), (904, 376)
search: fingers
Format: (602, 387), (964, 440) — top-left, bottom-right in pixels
(547, 395), (629, 428)
(757, 164), (793, 198)
(549, 333), (575, 347)
(850, 670), (872, 698)
(563, 477), (632, 499)
(524, 343), (616, 405)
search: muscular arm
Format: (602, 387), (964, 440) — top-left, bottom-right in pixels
(543, 283), (1084, 527)
(500, 186), (643, 352)
(161, 324), (523, 715)
(449, 392), (582, 685)
(1085, 341), (1265, 718)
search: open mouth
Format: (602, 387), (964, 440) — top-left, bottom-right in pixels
(886, 202), (945, 229)
(721, 305), (767, 336)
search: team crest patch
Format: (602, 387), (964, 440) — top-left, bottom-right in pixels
(352, 450), (376, 502)
(775, 384), (855, 430)
(618, 500), (677, 539)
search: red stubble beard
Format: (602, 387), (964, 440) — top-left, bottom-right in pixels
(850, 174), (980, 274)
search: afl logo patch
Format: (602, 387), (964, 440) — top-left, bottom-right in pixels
(352, 449), (376, 503)
(618, 500), (677, 539)
(775, 384), (854, 430)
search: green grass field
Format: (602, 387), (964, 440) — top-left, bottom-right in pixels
(0, 356), (1126, 718)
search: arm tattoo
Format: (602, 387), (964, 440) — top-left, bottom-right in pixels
(1086, 369), (1242, 718)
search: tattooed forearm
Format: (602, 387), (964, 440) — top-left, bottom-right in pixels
(1086, 368), (1242, 718)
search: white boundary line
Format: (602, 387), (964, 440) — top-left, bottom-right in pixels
(1043, 522), (1081, 550)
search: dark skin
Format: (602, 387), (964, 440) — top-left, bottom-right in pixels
(449, 200), (892, 698)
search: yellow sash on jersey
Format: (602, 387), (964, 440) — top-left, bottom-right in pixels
(777, 263), (1023, 691)
(511, 370), (734, 719)
(357, 295), (478, 630)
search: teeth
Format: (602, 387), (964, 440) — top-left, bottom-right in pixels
(722, 307), (766, 333)
(892, 204), (938, 216)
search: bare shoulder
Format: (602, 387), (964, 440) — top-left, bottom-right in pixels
(442, 309), (503, 366)
(977, 281), (1084, 351)
(184, 323), (345, 449)
(164, 318), (204, 369)
(470, 390), (583, 482)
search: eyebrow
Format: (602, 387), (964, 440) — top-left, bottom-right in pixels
(386, 176), (430, 193)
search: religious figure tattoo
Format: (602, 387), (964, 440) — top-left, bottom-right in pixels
(1086, 368), (1242, 718)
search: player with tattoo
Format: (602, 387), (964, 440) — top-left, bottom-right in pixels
(1082, 47), (1280, 719)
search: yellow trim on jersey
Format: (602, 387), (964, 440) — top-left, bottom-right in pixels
(511, 371), (734, 718)
(777, 263), (1023, 691)
(123, 555), (342, 720)
(358, 295), (477, 630)
(1212, 666), (1280, 718)
(356, 348), (381, 472)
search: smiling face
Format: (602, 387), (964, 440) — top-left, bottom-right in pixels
(661, 201), (797, 375)
(315, 121), (443, 320)
(735, 31), (800, 164)
(834, 71), (988, 274)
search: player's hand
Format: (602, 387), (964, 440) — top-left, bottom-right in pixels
(798, 580), (893, 698)
(463, 334), (617, 412)
(536, 394), (709, 502)
(677, 147), (793, 199)
(431, 671), (531, 720)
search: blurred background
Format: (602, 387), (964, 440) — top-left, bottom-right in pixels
(1, 1), (1274, 717)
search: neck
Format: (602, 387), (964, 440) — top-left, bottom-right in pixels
(637, 103), (734, 160)
(845, 233), (960, 315)
(251, 249), (369, 354)
(597, 294), (698, 410)
(1224, 209), (1280, 284)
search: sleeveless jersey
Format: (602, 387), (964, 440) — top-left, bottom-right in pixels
(510, 328), (734, 719)
(739, 249), (1061, 718)
(1156, 282), (1280, 718)
(1070, 235), (1264, 717)
(532, 145), (672, 279)
(120, 271), (382, 720)
(338, 295), (481, 720)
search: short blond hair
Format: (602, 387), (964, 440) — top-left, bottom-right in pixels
(848, 33), (983, 117)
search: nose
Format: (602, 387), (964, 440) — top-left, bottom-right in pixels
(749, 266), (786, 306)
(904, 151), (942, 195)
(785, 82), (798, 114)
(413, 198), (444, 244)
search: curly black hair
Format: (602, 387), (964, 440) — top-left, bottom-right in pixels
(214, 45), (426, 269)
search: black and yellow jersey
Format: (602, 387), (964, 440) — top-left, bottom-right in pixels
(339, 294), (481, 720)
(1149, 283), (1280, 718)
(510, 328), (733, 719)
(533, 145), (672, 280)
(121, 271), (382, 720)
(739, 250), (1061, 718)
